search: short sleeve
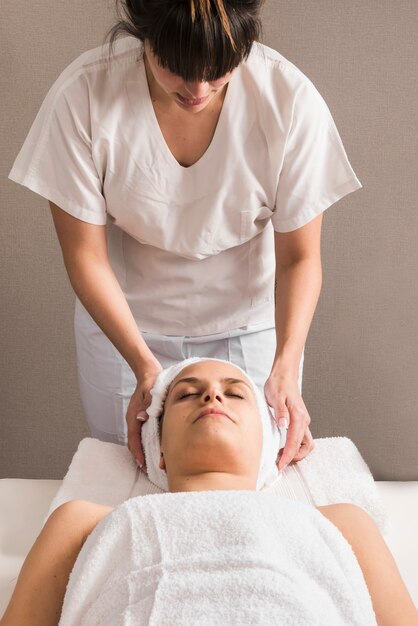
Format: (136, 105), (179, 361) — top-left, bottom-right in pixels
(8, 74), (107, 225)
(271, 79), (362, 233)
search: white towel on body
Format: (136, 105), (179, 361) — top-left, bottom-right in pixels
(58, 490), (378, 625)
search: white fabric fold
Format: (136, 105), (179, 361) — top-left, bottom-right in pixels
(58, 490), (378, 626)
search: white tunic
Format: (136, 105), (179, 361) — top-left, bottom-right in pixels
(8, 36), (362, 336)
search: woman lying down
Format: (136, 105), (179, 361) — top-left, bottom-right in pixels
(1, 358), (417, 626)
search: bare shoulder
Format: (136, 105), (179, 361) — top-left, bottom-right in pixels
(315, 503), (381, 552)
(315, 502), (374, 529)
(0, 501), (115, 625)
(316, 505), (418, 621)
(316, 502), (368, 515)
(47, 500), (114, 544)
(50, 499), (114, 521)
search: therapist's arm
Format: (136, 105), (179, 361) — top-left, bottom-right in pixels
(48, 201), (160, 378)
(0, 500), (113, 626)
(272, 213), (323, 379)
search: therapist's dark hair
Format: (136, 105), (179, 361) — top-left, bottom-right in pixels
(103, 0), (266, 81)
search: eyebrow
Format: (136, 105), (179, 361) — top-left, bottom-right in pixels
(170, 376), (252, 392)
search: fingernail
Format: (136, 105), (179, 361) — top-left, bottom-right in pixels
(278, 418), (288, 428)
(136, 414), (147, 422)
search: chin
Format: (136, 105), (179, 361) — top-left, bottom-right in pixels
(174, 94), (214, 112)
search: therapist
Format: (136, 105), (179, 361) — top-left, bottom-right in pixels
(8, 0), (362, 472)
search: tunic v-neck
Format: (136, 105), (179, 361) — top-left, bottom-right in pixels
(137, 46), (237, 175)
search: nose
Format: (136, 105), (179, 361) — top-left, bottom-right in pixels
(203, 386), (224, 403)
(183, 81), (210, 99)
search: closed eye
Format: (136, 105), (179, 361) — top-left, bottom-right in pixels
(179, 392), (244, 400)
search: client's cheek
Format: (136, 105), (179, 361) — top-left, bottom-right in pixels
(248, 423), (263, 452)
(161, 419), (183, 450)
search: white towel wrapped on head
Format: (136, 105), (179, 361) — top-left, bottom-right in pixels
(141, 356), (288, 492)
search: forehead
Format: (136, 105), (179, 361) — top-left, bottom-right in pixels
(168, 360), (255, 396)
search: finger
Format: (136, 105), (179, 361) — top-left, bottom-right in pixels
(277, 416), (289, 428)
(134, 413), (148, 467)
(267, 393), (290, 427)
(125, 390), (146, 457)
(293, 429), (315, 461)
(136, 410), (148, 422)
(127, 413), (146, 466)
(135, 410), (150, 469)
(278, 418), (306, 470)
(272, 406), (290, 428)
(284, 426), (314, 463)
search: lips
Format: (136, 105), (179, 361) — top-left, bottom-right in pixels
(195, 408), (232, 422)
(177, 94), (209, 106)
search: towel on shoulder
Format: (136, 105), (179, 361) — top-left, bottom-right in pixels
(58, 490), (377, 626)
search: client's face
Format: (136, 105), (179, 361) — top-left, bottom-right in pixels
(158, 360), (263, 492)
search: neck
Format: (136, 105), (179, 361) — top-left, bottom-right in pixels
(167, 472), (258, 493)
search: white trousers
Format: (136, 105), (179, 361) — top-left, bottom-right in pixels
(74, 300), (305, 445)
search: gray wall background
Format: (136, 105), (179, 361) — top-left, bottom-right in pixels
(1, 1), (417, 480)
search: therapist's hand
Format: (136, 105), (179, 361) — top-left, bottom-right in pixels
(126, 361), (163, 472)
(264, 372), (315, 471)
